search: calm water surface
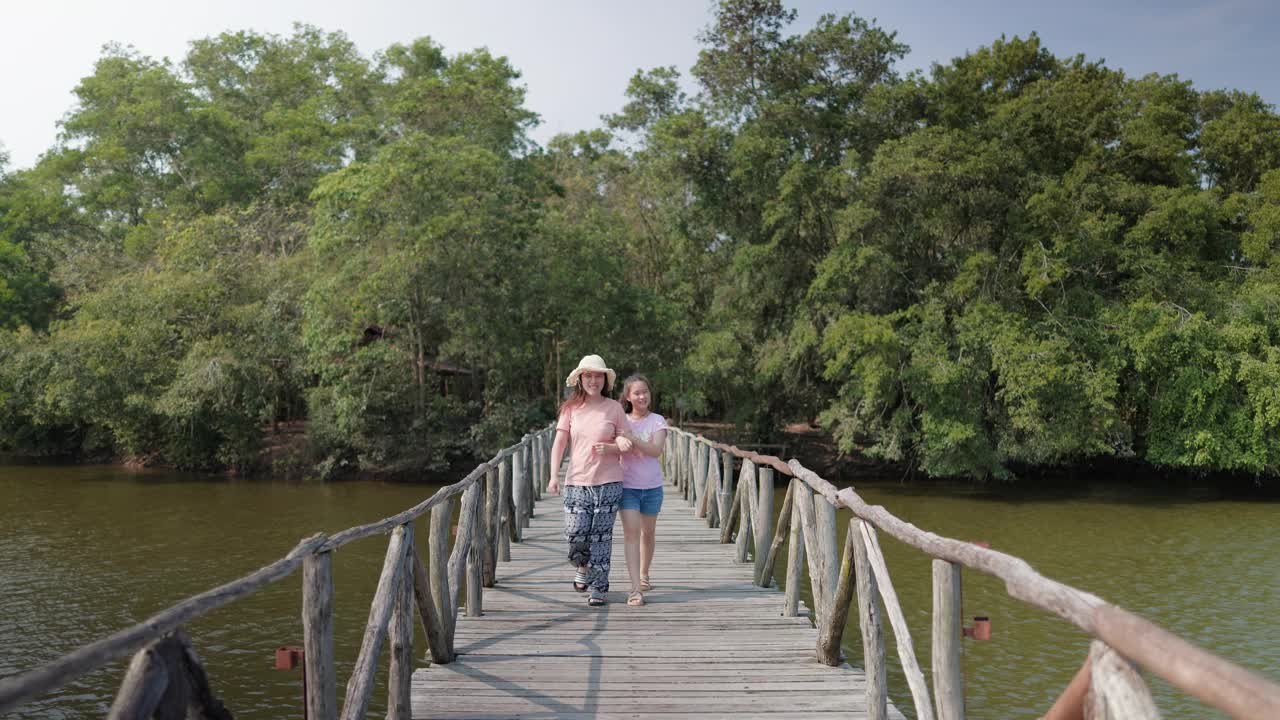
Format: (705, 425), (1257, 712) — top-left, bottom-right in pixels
(1, 464), (1277, 719)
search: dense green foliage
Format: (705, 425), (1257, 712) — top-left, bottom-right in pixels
(2, 4), (1278, 481)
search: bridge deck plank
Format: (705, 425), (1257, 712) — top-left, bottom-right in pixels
(410, 484), (905, 720)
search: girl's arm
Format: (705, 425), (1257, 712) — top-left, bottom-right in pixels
(621, 428), (666, 458)
(549, 429), (568, 494)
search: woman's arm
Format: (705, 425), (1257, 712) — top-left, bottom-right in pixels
(549, 429), (568, 494)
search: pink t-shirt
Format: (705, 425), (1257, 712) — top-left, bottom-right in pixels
(555, 398), (628, 486)
(621, 412), (668, 490)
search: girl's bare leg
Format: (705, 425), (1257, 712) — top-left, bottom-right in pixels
(640, 512), (658, 580)
(620, 509), (644, 593)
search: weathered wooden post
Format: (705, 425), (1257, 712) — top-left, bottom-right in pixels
(513, 445), (528, 533)
(783, 479), (805, 617)
(687, 434), (698, 503)
(303, 550), (337, 720)
(758, 478), (792, 588)
(859, 521), (936, 720)
(511, 443), (526, 535)
(734, 460), (756, 562)
(481, 466), (498, 587)
(933, 559), (964, 720)
(340, 525), (408, 720)
(522, 441), (535, 521)
(753, 465), (774, 586)
(411, 541), (449, 665)
(107, 643), (169, 720)
(693, 442), (707, 516)
(852, 519), (887, 720)
(701, 443), (715, 517)
(817, 519), (858, 666)
(426, 501), (455, 662)
(719, 467), (742, 545)
(702, 444), (720, 527)
(719, 448), (734, 528)
(794, 481), (828, 626)
(815, 494), (840, 618)
(388, 524), (414, 720)
(1088, 640), (1161, 719)
(498, 454), (513, 561)
(465, 483), (484, 618)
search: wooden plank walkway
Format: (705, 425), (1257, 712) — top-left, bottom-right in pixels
(411, 483), (906, 719)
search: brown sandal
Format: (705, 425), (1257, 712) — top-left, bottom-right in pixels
(627, 591), (645, 606)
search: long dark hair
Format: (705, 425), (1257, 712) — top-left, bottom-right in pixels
(619, 374), (653, 415)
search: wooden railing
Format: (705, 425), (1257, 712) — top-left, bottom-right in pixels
(664, 426), (1280, 720)
(0, 426), (556, 720)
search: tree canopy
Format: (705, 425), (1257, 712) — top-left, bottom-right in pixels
(2, 5), (1278, 482)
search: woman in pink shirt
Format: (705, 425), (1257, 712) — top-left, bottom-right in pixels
(617, 375), (668, 607)
(548, 355), (633, 607)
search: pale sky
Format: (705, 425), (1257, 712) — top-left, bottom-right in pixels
(2, 1), (1276, 170)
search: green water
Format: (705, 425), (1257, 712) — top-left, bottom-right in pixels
(1, 464), (1276, 718)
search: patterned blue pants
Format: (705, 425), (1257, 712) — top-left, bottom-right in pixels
(563, 483), (623, 593)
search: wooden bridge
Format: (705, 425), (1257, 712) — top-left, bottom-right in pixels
(413, 475), (904, 719)
(2, 425), (1280, 719)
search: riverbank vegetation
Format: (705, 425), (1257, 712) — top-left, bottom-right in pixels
(2, 1), (1278, 482)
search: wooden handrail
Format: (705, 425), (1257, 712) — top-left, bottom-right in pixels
(0, 532), (326, 714)
(0, 426), (556, 717)
(666, 426), (1280, 720)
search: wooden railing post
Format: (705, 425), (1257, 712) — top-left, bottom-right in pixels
(706, 443), (727, 527)
(465, 484), (484, 618)
(108, 631), (227, 720)
(783, 479), (805, 617)
(388, 524), (414, 720)
(513, 444), (528, 531)
(794, 481), (829, 626)
(817, 519), (858, 666)
(498, 454), (513, 560)
(1088, 640), (1161, 719)
(734, 460), (756, 562)
(758, 477), (791, 588)
(720, 466), (743, 545)
(428, 498), (455, 661)
(852, 518), (888, 720)
(753, 465), (774, 586)
(107, 644), (169, 720)
(481, 466), (498, 587)
(303, 551), (337, 720)
(694, 443), (710, 517)
(719, 448), (734, 528)
(510, 443), (524, 533)
(526, 440), (537, 521)
(933, 559), (964, 720)
(411, 540), (450, 665)
(858, 520), (936, 720)
(340, 525), (408, 720)
(815, 495), (839, 617)
(687, 434), (697, 503)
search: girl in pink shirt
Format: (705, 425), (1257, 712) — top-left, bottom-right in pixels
(548, 355), (632, 607)
(617, 375), (668, 606)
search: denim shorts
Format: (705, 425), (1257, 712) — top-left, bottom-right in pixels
(620, 486), (664, 515)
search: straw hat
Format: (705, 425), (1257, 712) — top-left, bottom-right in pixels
(565, 354), (616, 391)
